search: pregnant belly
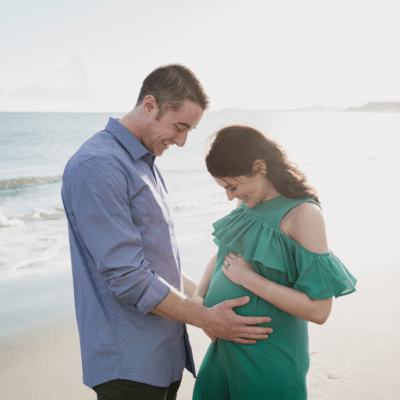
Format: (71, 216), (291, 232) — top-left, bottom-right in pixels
(204, 264), (310, 372)
(205, 267), (250, 310)
(204, 266), (296, 332)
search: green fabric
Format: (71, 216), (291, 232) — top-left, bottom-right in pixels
(193, 196), (357, 400)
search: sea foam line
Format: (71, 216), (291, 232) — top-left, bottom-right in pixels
(0, 195), (228, 228)
(0, 207), (66, 228)
(0, 175), (62, 190)
(171, 196), (228, 210)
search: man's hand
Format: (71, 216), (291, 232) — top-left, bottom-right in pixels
(204, 296), (272, 344)
(193, 295), (217, 343)
(152, 288), (272, 344)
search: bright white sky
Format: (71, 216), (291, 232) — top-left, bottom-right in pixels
(1, 0), (399, 112)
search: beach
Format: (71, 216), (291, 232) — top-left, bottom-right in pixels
(1, 271), (399, 399)
(1, 110), (399, 399)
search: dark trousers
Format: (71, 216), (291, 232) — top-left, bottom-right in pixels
(93, 378), (182, 400)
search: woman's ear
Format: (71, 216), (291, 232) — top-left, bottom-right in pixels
(252, 159), (267, 176)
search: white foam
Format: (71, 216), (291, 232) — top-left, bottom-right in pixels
(0, 212), (25, 227)
(1, 207), (66, 227)
(0, 175), (62, 190)
(0, 216), (71, 280)
(172, 196), (230, 211)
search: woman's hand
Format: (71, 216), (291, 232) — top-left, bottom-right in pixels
(222, 253), (256, 286)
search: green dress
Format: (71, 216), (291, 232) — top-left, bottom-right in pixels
(193, 196), (357, 400)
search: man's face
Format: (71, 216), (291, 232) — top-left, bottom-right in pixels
(142, 100), (204, 156)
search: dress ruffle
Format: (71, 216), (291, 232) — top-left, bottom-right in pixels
(212, 206), (357, 300)
(293, 249), (356, 298)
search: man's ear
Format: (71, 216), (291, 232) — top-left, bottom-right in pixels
(142, 95), (159, 116)
(252, 159), (267, 176)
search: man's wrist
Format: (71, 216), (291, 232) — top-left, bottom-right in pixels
(178, 294), (210, 330)
(197, 304), (213, 332)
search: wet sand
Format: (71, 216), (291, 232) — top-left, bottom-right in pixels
(1, 270), (399, 400)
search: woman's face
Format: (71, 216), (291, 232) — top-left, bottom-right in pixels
(213, 174), (269, 208)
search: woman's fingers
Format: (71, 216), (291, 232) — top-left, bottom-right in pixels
(225, 253), (238, 263)
(224, 256), (233, 264)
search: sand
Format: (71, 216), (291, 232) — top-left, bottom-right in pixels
(2, 109), (399, 399)
(1, 269), (399, 400)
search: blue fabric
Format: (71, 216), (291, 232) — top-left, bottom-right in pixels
(61, 118), (195, 388)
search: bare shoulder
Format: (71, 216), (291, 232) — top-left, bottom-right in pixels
(291, 202), (324, 223)
(281, 202), (329, 253)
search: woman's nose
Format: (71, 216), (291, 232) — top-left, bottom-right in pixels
(226, 189), (236, 201)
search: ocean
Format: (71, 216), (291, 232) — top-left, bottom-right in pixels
(1, 109), (399, 397)
(1, 110), (399, 286)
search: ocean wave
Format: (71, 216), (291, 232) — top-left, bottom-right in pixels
(0, 207), (66, 228)
(0, 175), (62, 190)
(162, 169), (206, 173)
(171, 196), (229, 210)
(0, 242), (70, 280)
(0, 212), (25, 227)
(0, 196), (225, 228)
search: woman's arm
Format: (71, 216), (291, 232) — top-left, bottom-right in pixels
(224, 203), (332, 325)
(192, 253), (217, 304)
(182, 271), (198, 299)
(192, 253), (218, 342)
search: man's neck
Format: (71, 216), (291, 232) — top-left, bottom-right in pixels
(119, 107), (144, 142)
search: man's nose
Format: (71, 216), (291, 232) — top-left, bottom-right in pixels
(174, 131), (188, 147)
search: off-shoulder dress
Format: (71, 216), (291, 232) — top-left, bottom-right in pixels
(193, 196), (357, 400)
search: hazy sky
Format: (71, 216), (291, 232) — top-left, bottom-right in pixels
(1, 0), (399, 112)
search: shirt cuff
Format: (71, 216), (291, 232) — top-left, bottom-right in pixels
(136, 273), (171, 315)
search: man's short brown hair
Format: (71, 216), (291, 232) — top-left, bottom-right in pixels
(136, 64), (210, 117)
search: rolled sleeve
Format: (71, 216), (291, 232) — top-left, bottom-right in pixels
(136, 272), (171, 315)
(67, 157), (171, 309)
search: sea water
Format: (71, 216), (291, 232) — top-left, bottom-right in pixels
(1, 110), (399, 285)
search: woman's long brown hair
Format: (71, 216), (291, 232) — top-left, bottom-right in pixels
(206, 125), (319, 203)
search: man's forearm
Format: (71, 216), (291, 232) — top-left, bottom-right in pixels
(151, 285), (273, 344)
(152, 286), (207, 327)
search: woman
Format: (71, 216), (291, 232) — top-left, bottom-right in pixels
(192, 125), (356, 400)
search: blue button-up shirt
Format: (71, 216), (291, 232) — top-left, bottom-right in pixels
(61, 118), (194, 388)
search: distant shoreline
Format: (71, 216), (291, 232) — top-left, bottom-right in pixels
(345, 101), (400, 112)
(1, 103), (400, 113)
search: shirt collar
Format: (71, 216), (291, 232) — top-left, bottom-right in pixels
(105, 117), (154, 162)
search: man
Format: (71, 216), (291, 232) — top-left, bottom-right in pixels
(62, 64), (272, 400)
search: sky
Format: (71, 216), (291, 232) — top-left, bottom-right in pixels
(1, 0), (399, 112)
